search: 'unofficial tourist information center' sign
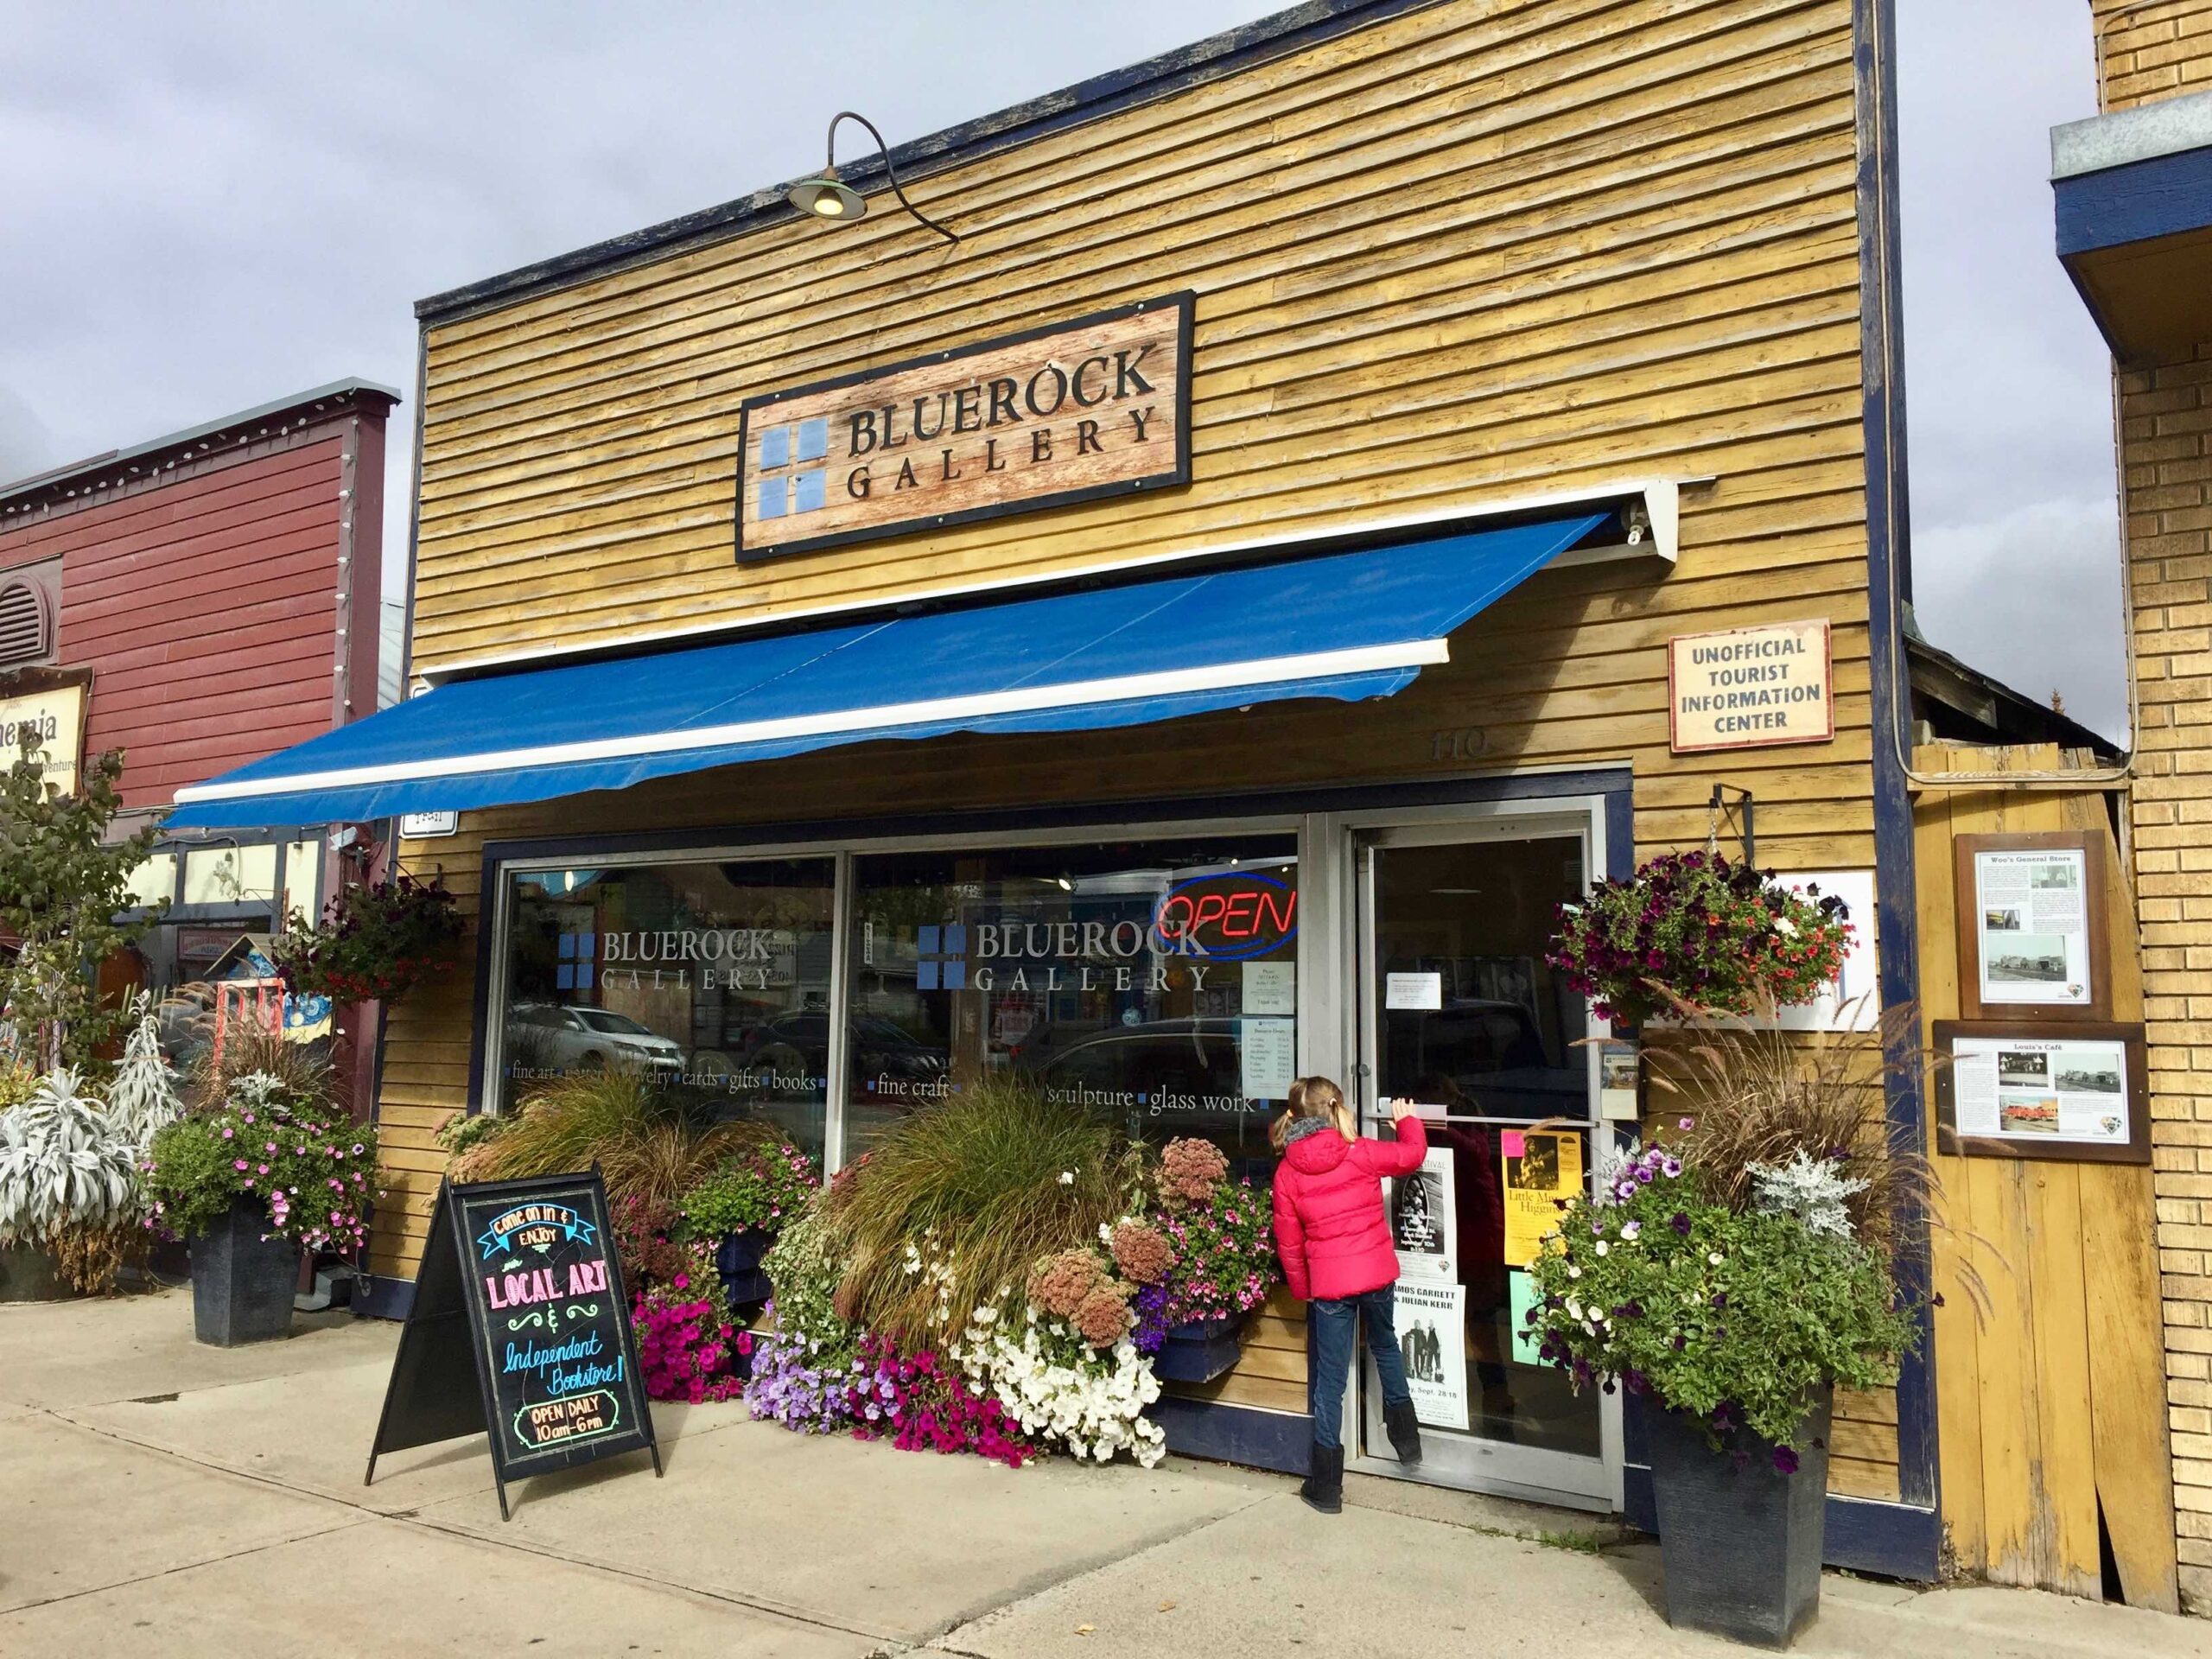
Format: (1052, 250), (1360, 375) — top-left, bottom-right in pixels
(1668, 619), (1834, 753)
(736, 292), (1193, 560)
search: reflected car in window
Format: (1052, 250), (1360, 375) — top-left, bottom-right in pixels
(507, 1001), (684, 1074)
(740, 1011), (946, 1088)
(1036, 1018), (1275, 1154)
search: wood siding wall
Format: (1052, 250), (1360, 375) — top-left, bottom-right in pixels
(1916, 745), (2179, 1611)
(380, 0), (1885, 1477)
(0, 407), (389, 809)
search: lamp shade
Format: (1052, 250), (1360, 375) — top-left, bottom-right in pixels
(786, 175), (866, 222)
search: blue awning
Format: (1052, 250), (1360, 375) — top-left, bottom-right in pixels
(167, 513), (1605, 828)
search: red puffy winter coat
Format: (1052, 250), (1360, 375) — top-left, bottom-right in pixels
(1271, 1115), (1427, 1302)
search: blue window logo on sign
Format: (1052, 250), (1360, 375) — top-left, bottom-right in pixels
(916, 924), (966, 991)
(754, 418), (832, 519)
(556, 931), (596, 992)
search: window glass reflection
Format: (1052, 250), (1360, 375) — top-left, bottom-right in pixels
(498, 858), (835, 1163)
(847, 837), (1299, 1170)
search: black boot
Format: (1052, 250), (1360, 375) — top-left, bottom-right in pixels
(1300, 1444), (1344, 1514)
(1384, 1399), (1424, 1467)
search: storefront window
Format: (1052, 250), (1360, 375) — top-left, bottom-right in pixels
(845, 836), (1299, 1170)
(496, 857), (836, 1162)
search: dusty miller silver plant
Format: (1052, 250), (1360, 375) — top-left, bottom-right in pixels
(1747, 1147), (1866, 1241)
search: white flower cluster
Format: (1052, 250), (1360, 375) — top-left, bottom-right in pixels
(954, 1306), (1165, 1468)
(1748, 1147), (1866, 1240)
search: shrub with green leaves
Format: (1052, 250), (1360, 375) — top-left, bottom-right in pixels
(680, 1141), (818, 1238)
(0, 734), (165, 1069)
(143, 1075), (377, 1252)
(761, 1201), (861, 1369)
(1525, 1142), (1913, 1462)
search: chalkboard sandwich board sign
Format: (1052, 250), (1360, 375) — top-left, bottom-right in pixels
(365, 1172), (659, 1519)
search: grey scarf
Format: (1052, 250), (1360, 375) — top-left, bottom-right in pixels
(1282, 1115), (1335, 1147)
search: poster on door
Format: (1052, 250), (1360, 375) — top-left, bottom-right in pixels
(1391, 1147), (1456, 1283)
(1394, 1280), (1470, 1430)
(1501, 1128), (1582, 1268)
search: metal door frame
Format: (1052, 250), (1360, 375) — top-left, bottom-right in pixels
(1337, 797), (1623, 1510)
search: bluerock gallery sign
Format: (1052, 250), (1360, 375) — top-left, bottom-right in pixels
(735, 292), (1192, 560)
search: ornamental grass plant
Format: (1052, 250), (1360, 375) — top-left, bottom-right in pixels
(187, 1022), (342, 1118)
(451, 1067), (760, 1210)
(1647, 997), (1942, 1262)
(822, 1073), (1143, 1349)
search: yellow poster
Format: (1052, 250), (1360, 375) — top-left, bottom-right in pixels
(1501, 1128), (1583, 1268)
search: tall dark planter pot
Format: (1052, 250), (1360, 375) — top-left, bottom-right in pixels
(188, 1198), (299, 1346)
(1644, 1386), (1831, 1649)
(715, 1230), (775, 1306)
(0, 1243), (67, 1302)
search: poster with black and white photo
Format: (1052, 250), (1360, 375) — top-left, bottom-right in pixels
(1394, 1280), (1470, 1430)
(1974, 848), (2093, 1008)
(1391, 1147), (1456, 1283)
(1949, 1034), (2131, 1147)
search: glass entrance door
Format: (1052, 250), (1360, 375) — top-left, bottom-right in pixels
(1347, 821), (1617, 1507)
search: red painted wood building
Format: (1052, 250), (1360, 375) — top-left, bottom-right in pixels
(0, 379), (397, 997)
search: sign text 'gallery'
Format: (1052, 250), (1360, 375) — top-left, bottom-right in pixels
(735, 293), (1192, 560)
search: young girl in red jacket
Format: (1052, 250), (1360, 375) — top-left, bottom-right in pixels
(1271, 1075), (1427, 1513)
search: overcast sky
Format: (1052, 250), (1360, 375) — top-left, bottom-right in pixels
(0, 1), (2126, 738)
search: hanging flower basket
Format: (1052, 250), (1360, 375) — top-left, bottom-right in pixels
(1544, 851), (1853, 1027)
(270, 874), (462, 1005)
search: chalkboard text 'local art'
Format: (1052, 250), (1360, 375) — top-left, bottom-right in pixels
(736, 293), (1192, 560)
(364, 1173), (659, 1521)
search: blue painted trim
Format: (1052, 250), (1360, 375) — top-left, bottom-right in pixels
(2056, 144), (2212, 257)
(1622, 1461), (1940, 1581)
(417, 0), (1442, 324)
(473, 768), (1636, 877)
(1154, 1396), (1312, 1475)
(1854, 0), (1941, 1518)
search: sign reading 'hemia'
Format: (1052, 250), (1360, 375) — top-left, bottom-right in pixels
(735, 292), (1193, 561)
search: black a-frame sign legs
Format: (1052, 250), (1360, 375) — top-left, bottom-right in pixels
(363, 1173), (658, 1522)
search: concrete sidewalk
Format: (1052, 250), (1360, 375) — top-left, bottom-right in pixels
(0, 1292), (2197, 1658)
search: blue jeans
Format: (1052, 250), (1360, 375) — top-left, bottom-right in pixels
(1309, 1286), (1411, 1450)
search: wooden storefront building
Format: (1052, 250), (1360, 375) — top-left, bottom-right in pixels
(160, 0), (2181, 1597)
(0, 380), (396, 1020)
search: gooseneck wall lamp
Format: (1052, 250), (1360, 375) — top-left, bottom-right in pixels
(785, 111), (960, 245)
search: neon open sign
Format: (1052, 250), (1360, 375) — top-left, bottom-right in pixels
(1152, 872), (1298, 962)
